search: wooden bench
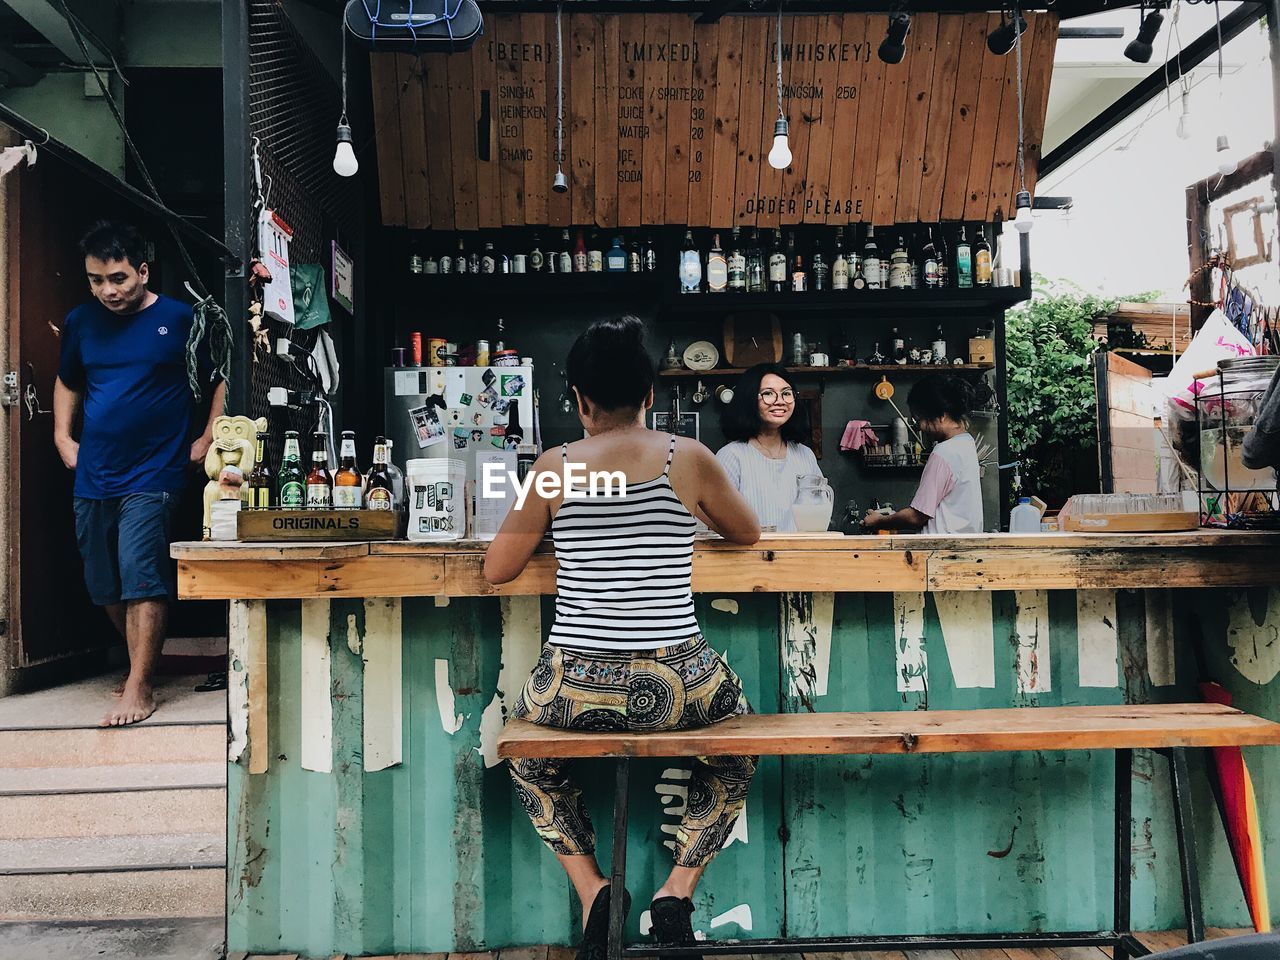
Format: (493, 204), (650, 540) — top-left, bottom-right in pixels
(498, 703), (1280, 960)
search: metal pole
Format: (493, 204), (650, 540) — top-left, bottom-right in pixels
(222, 0), (251, 416)
(1268, 0), (1280, 203)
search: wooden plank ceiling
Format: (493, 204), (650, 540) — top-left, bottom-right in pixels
(370, 12), (1058, 229)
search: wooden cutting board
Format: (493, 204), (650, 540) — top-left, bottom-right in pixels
(723, 313), (783, 368)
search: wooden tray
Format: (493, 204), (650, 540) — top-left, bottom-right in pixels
(236, 509), (402, 542)
(1061, 511), (1200, 533)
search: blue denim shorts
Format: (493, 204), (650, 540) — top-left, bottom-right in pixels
(73, 492), (179, 606)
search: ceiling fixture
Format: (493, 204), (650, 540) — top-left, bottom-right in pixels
(878, 8), (912, 65)
(988, 7), (1028, 56)
(1011, 3), (1032, 234)
(767, 0), (792, 170)
(1124, 4), (1165, 63)
(1212, 0), (1236, 176)
(552, 1), (568, 192)
(1176, 88), (1193, 140)
(332, 18), (358, 177)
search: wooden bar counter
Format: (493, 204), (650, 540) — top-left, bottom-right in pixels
(173, 530), (1280, 599)
(189, 530), (1280, 957)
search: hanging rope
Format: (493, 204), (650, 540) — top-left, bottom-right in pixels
(56, 0), (232, 409)
(1013, 2), (1026, 194)
(775, 0), (785, 121)
(555, 1), (565, 177)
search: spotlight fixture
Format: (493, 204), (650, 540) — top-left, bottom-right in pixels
(332, 18), (358, 177)
(767, 0), (791, 170)
(878, 10), (911, 65)
(552, 2), (568, 193)
(987, 10), (1028, 56)
(1124, 6), (1164, 64)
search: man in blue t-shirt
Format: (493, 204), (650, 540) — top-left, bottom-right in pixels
(54, 222), (225, 727)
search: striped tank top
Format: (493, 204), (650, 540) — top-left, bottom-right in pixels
(548, 434), (700, 651)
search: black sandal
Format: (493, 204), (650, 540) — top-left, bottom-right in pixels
(650, 896), (702, 960)
(578, 883), (631, 960)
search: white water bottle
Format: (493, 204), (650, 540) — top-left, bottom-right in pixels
(1009, 497), (1041, 533)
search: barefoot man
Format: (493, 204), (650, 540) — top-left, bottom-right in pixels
(53, 221), (224, 726)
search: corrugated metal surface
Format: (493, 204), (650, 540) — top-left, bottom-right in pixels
(227, 587), (1280, 956)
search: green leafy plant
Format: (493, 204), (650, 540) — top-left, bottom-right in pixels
(1005, 277), (1154, 505)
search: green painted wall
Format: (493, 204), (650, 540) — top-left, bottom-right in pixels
(227, 587), (1280, 956)
(1, 74), (125, 177)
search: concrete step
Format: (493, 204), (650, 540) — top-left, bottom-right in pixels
(0, 787), (224, 840)
(0, 724), (225, 769)
(0, 867), (223, 921)
(0, 833), (225, 875)
(0, 762), (226, 796)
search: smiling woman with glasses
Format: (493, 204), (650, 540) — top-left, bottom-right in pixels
(715, 362), (825, 532)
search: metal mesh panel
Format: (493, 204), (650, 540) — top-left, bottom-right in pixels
(247, 0), (361, 464)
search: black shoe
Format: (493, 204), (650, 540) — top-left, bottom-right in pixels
(649, 896), (702, 960)
(578, 883), (631, 960)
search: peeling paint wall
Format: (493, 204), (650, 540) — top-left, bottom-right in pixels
(227, 588), (1280, 956)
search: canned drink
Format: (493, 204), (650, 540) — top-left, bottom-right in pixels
(428, 337), (447, 366)
(512, 254), (527, 273)
(446, 342), (459, 356)
(476, 339), (490, 366)
(410, 332), (423, 367)
(392, 347), (407, 367)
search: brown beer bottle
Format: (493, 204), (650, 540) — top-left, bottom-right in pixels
(333, 430), (362, 510)
(306, 431), (332, 508)
(365, 436), (395, 510)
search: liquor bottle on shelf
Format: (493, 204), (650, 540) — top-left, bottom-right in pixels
(832, 227), (850, 291)
(909, 231), (921, 289)
(365, 437), (395, 510)
(409, 245), (424, 275)
(863, 226), (882, 290)
(385, 440), (405, 508)
(707, 232), (728, 294)
(424, 247), (439, 274)
(306, 431), (333, 509)
(936, 227), (951, 288)
(278, 431), (306, 509)
(246, 431), (274, 509)
(557, 229), (573, 274)
(931, 325), (947, 363)
(644, 235), (658, 273)
(499, 250), (511, 274)
(587, 231), (604, 272)
(922, 228), (941, 288)
(851, 256), (868, 290)
(867, 342), (886, 365)
(481, 242), (497, 274)
(628, 239), (642, 273)
(791, 244), (807, 293)
(888, 236), (912, 290)
(955, 226), (973, 289)
(974, 225), (993, 287)
(454, 236), (468, 275)
(747, 228), (766, 293)
(811, 240), (830, 292)
(728, 228), (747, 292)
(333, 431), (363, 510)
(439, 241), (453, 275)
(573, 229), (589, 273)
(468, 244), (481, 275)
(606, 235), (628, 272)
(890, 327), (906, 364)
(768, 230), (787, 293)
(529, 233), (545, 273)
(679, 229), (702, 294)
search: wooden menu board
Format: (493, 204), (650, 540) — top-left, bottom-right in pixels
(371, 12), (1057, 229)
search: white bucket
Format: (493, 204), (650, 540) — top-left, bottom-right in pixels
(405, 458), (467, 541)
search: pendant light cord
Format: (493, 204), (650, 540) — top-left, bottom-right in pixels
(776, 0), (784, 119)
(556, 1), (565, 174)
(1014, 3), (1026, 193)
(340, 15), (349, 126)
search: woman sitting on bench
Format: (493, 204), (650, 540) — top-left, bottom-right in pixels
(485, 315), (762, 960)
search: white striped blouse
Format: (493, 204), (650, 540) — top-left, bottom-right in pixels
(715, 440), (820, 532)
(547, 434), (700, 651)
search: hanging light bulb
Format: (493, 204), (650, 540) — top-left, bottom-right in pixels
(1014, 190), (1034, 234)
(768, 117), (792, 170)
(1216, 134), (1237, 176)
(1176, 88), (1193, 141)
(333, 122), (358, 177)
(766, 0), (791, 170)
(332, 19), (357, 177)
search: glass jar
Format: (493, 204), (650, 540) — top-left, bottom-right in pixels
(1198, 356), (1280, 494)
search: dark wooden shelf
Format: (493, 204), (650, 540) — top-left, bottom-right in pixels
(407, 272), (662, 299)
(658, 286), (1028, 317)
(657, 363), (995, 378)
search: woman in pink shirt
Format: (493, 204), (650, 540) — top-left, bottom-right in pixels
(862, 375), (983, 535)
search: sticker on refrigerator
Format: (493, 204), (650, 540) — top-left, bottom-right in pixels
(491, 397), (511, 415)
(500, 374), (526, 397)
(445, 369), (466, 407)
(469, 428), (485, 443)
(452, 427), (470, 450)
(409, 404), (445, 447)
(490, 426), (506, 448)
(394, 370), (422, 396)
(478, 384), (499, 408)
(447, 409), (462, 426)
(459, 392), (473, 406)
(481, 369), (497, 388)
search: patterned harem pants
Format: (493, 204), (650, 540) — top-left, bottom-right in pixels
(507, 635), (757, 868)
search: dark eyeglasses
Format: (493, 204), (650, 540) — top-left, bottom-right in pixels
(758, 388), (795, 404)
